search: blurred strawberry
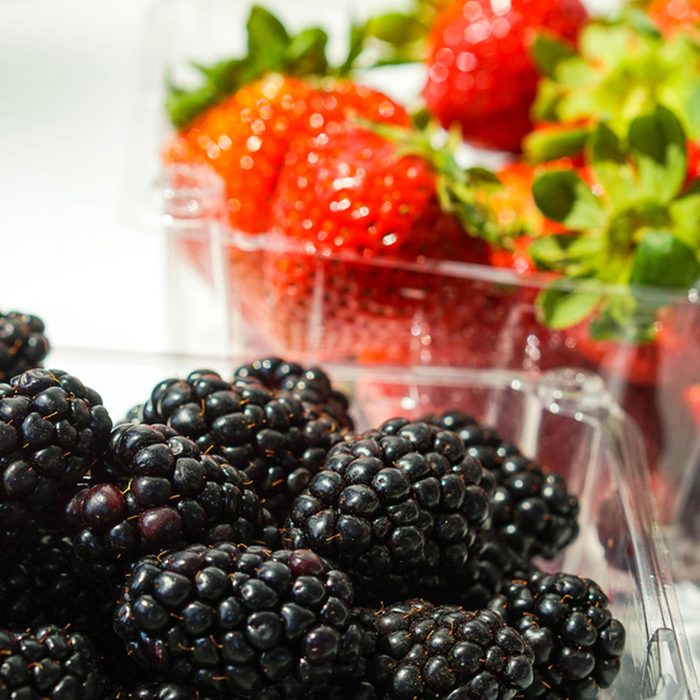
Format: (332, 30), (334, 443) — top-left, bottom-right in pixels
(163, 6), (411, 233)
(648, 0), (700, 38)
(423, 0), (587, 152)
(166, 76), (408, 233)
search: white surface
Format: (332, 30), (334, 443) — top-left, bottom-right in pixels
(0, 0), (167, 352)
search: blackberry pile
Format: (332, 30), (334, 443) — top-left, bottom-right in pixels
(0, 310), (50, 383)
(0, 316), (628, 700)
(132, 365), (350, 524)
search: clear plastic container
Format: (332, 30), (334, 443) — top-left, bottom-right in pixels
(48, 345), (699, 698)
(156, 163), (700, 531)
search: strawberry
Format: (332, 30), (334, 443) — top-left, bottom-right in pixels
(648, 0), (700, 37)
(166, 75), (409, 233)
(423, 0), (587, 152)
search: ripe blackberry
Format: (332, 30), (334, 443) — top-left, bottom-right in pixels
(134, 369), (349, 525)
(234, 357), (353, 430)
(430, 411), (579, 559)
(490, 571), (626, 698)
(0, 368), (112, 529)
(124, 683), (212, 699)
(114, 544), (370, 698)
(285, 418), (493, 603)
(366, 600), (534, 699)
(0, 528), (109, 629)
(67, 424), (268, 580)
(0, 310), (50, 383)
(0, 625), (110, 699)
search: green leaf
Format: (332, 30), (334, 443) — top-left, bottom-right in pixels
(286, 28), (329, 75)
(247, 5), (290, 64)
(532, 171), (607, 229)
(523, 126), (589, 163)
(529, 235), (574, 270)
(670, 193), (700, 251)
(588, 122), (625, 165)
(366, 12), (426, 45)
(339, 20), (368, 75)
(687, 85), (700, 140)
(537, 285), (602, 329)
(628, 105), (687, 203)
(589, 300), (657, 342)
(630, 229), (700, 289)
(530, 33), (577, 78)
(167, 83), (219, 129)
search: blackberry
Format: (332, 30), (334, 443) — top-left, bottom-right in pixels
(430, 411), (579, 559)
(133, 368), (350, 525)
(123, 683), (212, 699)
(0, 528), (109, 629)
(67, 424), (268, 580)
(365, 600), (534, 699)
(114, 544), (369, 698)
(285, 418), (493, 604)
(233, 357), (353, 430)
(0, 368), (112, 529)
(0, 625), (110, 699)
(490, 571), (626, 698)
(0, 310), (50, 383)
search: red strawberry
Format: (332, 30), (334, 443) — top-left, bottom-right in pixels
(166, 75), (408, 233)
(423, 0), (587, 152)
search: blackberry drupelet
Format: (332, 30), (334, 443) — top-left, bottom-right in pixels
(114, 544), (370, 698)
(0, 625), (110, 699)
(0, 310), (50, 383)
(0, 528), (109, 629)
(233, 357), (353, 430)
(490, 571), (626, 698)
(67, 424), (267, 581)
(133, 368), (349, 525)
(285, 418), (493, 603)
(430, 410), (579, 559)
(0, 368), (112, 529)
(365, 600), (534, 699)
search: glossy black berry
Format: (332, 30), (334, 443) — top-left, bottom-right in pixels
(0, 528), (112, 630)
(364, 601), (534, 699)
(114, 544), (370, 698)
(286, 419), (493, 604)
(0, 368), (112, 529)
(0, 311), (50, 383)
(429, 411), (579, 559)
(490, 571), (626, 698)
(131, 365), (352, 525)
(66, 423), (267, 581)
(0, 625), (110, 699)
